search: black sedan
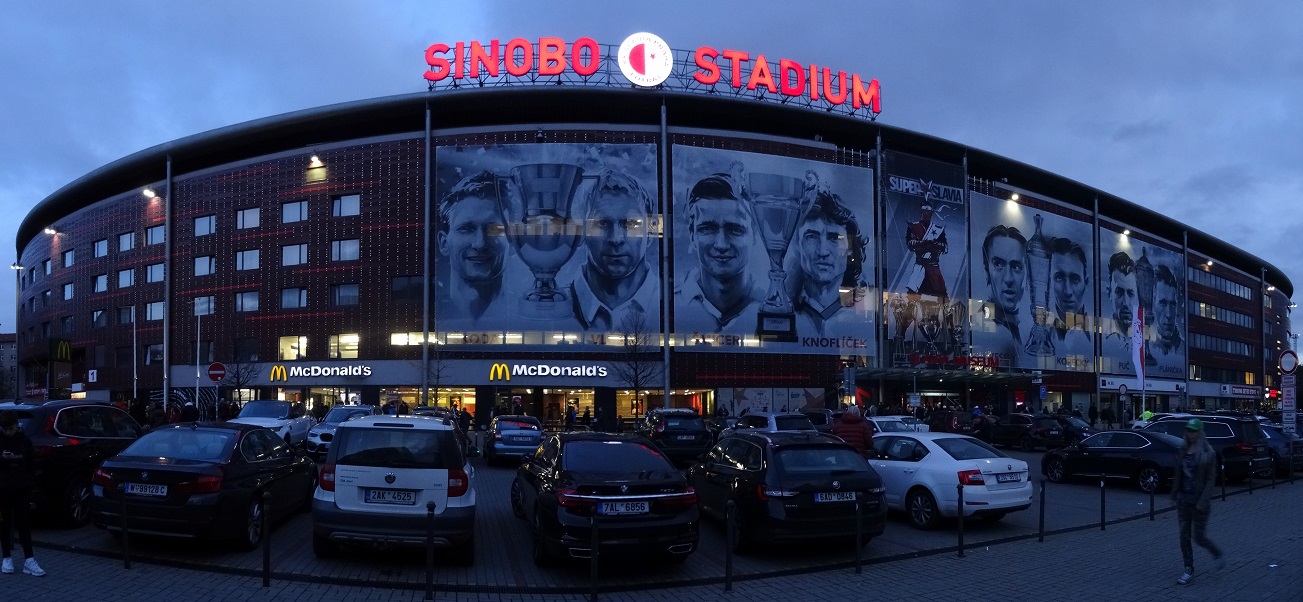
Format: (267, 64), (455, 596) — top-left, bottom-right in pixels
(991, 414), (1066, 451)
(510, 432), (698, 566)
(688, 431), (887, 554)
(1046, 414), (1097, 446)
(1041, 430), (1184, 493)
(91, 423), (317, 550)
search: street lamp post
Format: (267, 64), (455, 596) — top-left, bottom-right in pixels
(10, 262), (22, 401)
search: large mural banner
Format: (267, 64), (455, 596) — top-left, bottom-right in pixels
(1099, 229), (1185, 378)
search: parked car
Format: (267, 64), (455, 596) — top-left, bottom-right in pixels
(312, 415), (479, 564)
(924, 409), (975, 436)
(484, 415), (544, 465)
(706, 416), (739, 442)
(1128, 412), (1188, 430)
(511, 432), (698, 566)
(227, 400), (315, 447)
(990, 413), (1067, 451)
(307, 405), (381, 461)
(871, 433), (1033, 529)
(0, 400), (143, 525)
(718, 412), (817, 439)
(92, 422), (316, 549)
(1041, 430), (1183, 493)
(897, 416), (930, 432)
(1045, 414), (1096, 447)
(688, 431), (886, 553)
(802, 409), (835, 433)
(867, 416), (921, 435)
(635, 408), (713, 463)
(1143, 414), (1270, 483)
(1259, 424), (1303, 476)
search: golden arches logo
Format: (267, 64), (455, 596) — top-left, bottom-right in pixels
(269, 365), (288, 382)
(488, 363), (511, 381)
(52, 339), (72, 361)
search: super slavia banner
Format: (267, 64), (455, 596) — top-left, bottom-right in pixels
(433, 143), (661, 348)
(1099, 228), (1185, 378)
(671, 145), (876, 356)
(968, 190), (1095, 372)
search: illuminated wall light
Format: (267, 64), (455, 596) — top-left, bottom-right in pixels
(1122, 229), (1131, 236)
(308, 155), (324, 168)
(142, 188), (156, 199)
(43, 227), (57, 235)
(1206, 260), (1214, 267)
(1010, 193), (1020, 201)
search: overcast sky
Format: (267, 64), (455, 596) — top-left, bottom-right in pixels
(1, 1), (1299, 332)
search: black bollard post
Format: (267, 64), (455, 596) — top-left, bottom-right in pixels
(1038, 478), (1046, 543)
(261, 491), (271, 588)
(1221, 464), (1226, 502)
(724, 500), (735, 593)
(854, 499), (862, 575)
(1248, 459), (1254, 495)
(589, 515), (599, 602)
(119, 484), (131, 570)
(1098, 477), (1105, 531)
(956, 483), (965, 558)
(425, 501), (436, 601)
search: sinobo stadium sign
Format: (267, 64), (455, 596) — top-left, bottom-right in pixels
(423, 33), (881, 117)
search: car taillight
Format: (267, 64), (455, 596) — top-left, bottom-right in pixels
(92, 468), (116, 489)
(319, 464), (336, 492)
(448, 467), (469, 497)
(757, 484), (797, 500)
(656, 488), (697, 508)
(178, 475), (223, 495)
(44, 415), (56, 435)
(958, 470), (985, 486)
(556, 487), (595, 508)
(1035, 428), (1047, 436)
(1235, 442), (1252, 454)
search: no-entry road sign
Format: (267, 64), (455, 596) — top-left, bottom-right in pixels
(208, 362), (226, 382)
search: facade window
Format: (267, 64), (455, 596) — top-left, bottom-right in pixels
(94, 239), (108, 257)
(391, 275), (422, 304)
(281, 288), (307, 309)
(146, 301), (164, 321)
(62, 250), (74, 268)
(119, 232), (134, 252)
(331, 283), (359, 306)
(331, 239), (360, 262)
(94, 274), (108, 293)
(329, 333), (360, 359)
(41, 322), (51, 338)
(235, 291), (259, 312)
(40, 290), (51, 307)
(282, 200), (307, 223)
(195, 256), (216, 277)
(145, 343), (164, 365)
(236, 249), (259, 271)
(282, 244), (308, 266)
(118, 306), (134, 324)
(194, 295), (215, 316)
(115, 346), (131, 369)
(147, 263), (164, 283)
(332, 194), (360, 217)
(234, 338), (260, 362)
(1186, 266), (1253, 300)
(118, 269), (134, 288)
(147, 225), (164, 245)
(42, 260), (51, 276)
(278, 335), (307, 360)
(63, 283), (74, 300)
(91, 345), (107, 369)
(92, 310), (107, 328)
(194, 215), (216, 237)
(63, 315), (76, 332)
(237, 207), (260, 229)
(195, 340), (215, 364)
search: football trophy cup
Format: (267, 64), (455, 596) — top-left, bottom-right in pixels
(749, 172), (807, 342)
(1134, 247), (1158, 366)
(507, 163), (586, 319)
(1023, 214), (1056, 357)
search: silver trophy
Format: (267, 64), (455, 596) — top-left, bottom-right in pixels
(749, 172), (808, 341)
(1023, 214), (1056, 357)
(506, 163), (587, 319)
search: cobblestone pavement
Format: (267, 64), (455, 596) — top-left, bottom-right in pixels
(5, 477), (1299, 601)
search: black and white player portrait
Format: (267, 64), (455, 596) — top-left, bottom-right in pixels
(1098, 230), (1185, 377)
(435, 171), (512, 327)
(570, 170), (659, 332)
(674, 170), (765, 335)
(792, 189), (870, 337)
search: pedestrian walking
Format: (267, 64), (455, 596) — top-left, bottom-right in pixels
(1123, 407), (1133, 427)
(1088, 403), (1099, 428)
(1170, 418), (1224, 585)
(0, 411), (45, 577)
(830, 405), (875, 458)
(1100, 407), (1114, 429)
(180, 401), (199, 422)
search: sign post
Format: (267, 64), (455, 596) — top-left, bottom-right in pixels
(1281, 351), (1297, 435)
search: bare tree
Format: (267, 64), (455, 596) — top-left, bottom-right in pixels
(218, 360), (263, 417)
(610, 311), (664, 419)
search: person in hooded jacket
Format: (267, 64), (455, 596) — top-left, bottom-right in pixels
(830, 405), (875, 458)
(0, 411), (45, 576)
(180, 401), (199, 422)
(1169, 418), (1224, 585)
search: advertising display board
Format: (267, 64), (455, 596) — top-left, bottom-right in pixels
(671, 145), (875, 356)
(1098, 228), (1185, 377)
(968, 190), (1095, 371)
(433, 143), (661, 349)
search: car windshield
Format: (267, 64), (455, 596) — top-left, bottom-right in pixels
(803, 412), (829, 426)
(775, 416), (816, 431)
(562, 441), (674, 473)
(775, 447), (869, 474)
(238, 401), (289, 419)
(322, 407), (371, 424)
(935, 437), (1007, 460)
(1063, 416), (1090, 429)
(661, 416), (706, 431)
(497, 419), (541, 431)
(1035, 418), (1062, 429)
(334, 428), (455, 469)
(121, 429), (234, 462)
(873, 420), (913, 432)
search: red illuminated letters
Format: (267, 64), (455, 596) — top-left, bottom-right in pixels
(425, 37), (602, 82)
(691, 44), (881, 112)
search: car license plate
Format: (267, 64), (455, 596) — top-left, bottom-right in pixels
(509, 437), (533, 444)
(996, 473), (1021, 483)
(125, 483), (167, 497)
(676, 435), (695, 441)
(1049, 430), (1060, 436)
(597, 501), (648, 515)
(364, 489), (417, 505)
(814, 491), (857, 503)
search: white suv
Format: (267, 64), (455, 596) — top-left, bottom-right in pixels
(312, 415), (478, 565)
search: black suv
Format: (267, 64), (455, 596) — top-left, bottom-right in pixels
(636, 409), (713, 463)
(925, 409), (975, 436)
(1144, 414), (1270, 483)
(0, 400), (143, 525)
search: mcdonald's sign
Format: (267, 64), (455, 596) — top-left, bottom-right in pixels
(50, 339), (72, 362)
(488, 363), (511, 382)
(269, 365), (288, 382)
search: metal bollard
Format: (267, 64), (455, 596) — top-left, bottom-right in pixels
(1038, 478), (1046, 543)
(1098, 477), (1105, 531)
(119, 484), (131, 570)
(261, 491), (271, 588)
(956, 483), (965, 557)
(425, 501), (436, 601)
(1248, 459), (1254, 495)
(724, 500), (735, 593)
(589, 515), (599, 602)
(854, 500), (862, 575)
(1221, 464), (1227, 501)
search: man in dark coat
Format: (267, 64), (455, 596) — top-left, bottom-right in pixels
(830, 405), (875, 458)
(0, 411), (45, 576)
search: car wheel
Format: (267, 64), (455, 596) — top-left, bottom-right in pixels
(726, 501), (751, 555)
(239, 498), (264, 551)
(312, 531), (339, 558)
(510, 479), (526, 519)
(1136, 464), (1161, 493)
(531, 508), (557, 567)
(300, 468), (317, 513)
(1019, 436), (1035, 453)
(65, 477), (94, 527)
(907, 489), (939, 530)
(1046, 457), (1067, 483)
